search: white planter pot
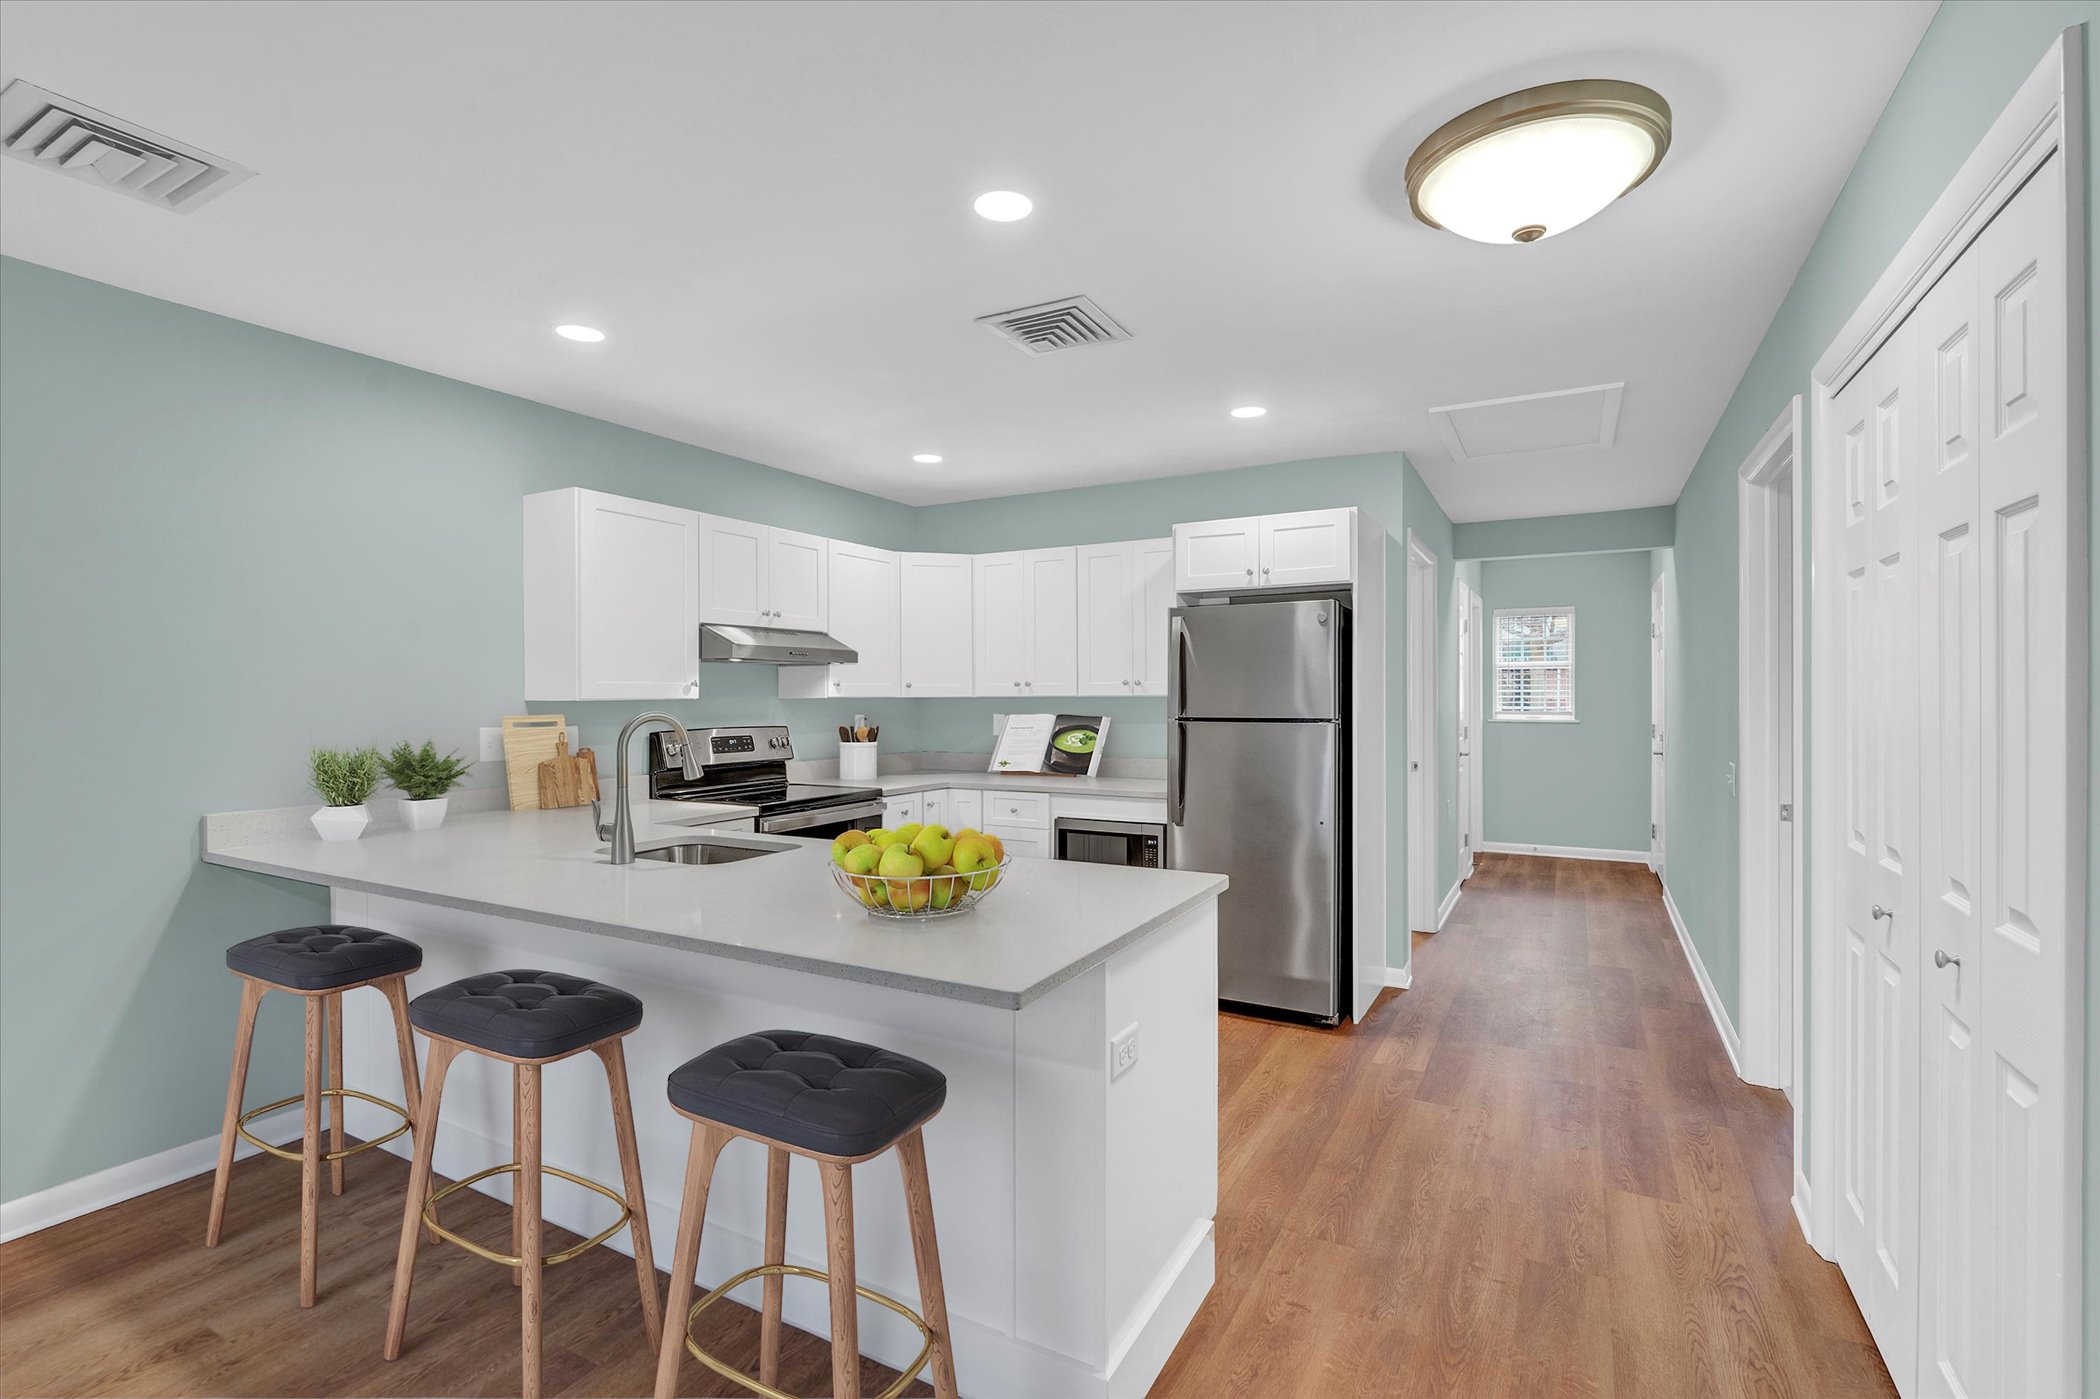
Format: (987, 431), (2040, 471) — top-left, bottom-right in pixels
(311, 805), (371, 841)
(399, 796), (450, 831)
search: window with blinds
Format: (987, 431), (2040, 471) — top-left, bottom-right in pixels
(1493, 607), (1575, 719)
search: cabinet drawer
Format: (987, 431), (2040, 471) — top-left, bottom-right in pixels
(981, 790), (1048, 828)
(982, 822), (1051, 860)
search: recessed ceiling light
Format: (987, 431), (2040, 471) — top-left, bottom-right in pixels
(1230, 406), (1268, 419)
(1406, 79), (1671, 245)
(972, 190), (1033, 222)
(553, 324), (606, 343)
(913, 453), (944, 464)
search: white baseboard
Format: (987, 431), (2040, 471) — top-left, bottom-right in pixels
(1661, 884), (1744, 1078)
(0, 1105), (306, 1244)
(1481, 840), (1650, 864)
(1383, 965), (1413, 990)
(1437, 878), (1463, 929)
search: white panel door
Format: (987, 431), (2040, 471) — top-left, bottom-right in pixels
(1173, 516), (1261, 591)
(900, 552), (974, 697)
(575, 493), (700, 700)
(1074, 542), (1136, 697)
(973, 552), (1029, 696)
(696, 513), (767, 627)
(1966, 153), (2075, 1399)
(1651, 575), (1666, 872)
(765, 526), (828, 631)
(1456, 579), (1475, 873)
(1024, 547), (1078, 696)
(1260, 508), (1354, 588)
(1132, 537), (1176, 696)
(823, 540), (900, 698)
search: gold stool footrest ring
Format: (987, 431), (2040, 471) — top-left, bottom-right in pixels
(236, 1088), (412, 1163)
(682, 1263), (935, 1399)
(420, 1163), (633, 1268)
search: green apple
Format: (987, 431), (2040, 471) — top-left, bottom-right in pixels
(869, 828), (907, 848)
(911, 826), (956, 868)
(831, 830), (871, 867)
(877, 845), (924, 879)
(892, 822), (924, 846)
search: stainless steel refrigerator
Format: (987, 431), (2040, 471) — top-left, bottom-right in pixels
(1168, 597), (1349, 1023)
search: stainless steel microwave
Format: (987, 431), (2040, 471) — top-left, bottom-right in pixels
(1053, 816), (1164, 869)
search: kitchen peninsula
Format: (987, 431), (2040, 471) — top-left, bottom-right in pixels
(202, 800), (1225, 1399)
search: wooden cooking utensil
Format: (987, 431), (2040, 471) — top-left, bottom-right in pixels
(536, 733), (599, 810)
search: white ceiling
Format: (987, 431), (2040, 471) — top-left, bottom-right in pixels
(0, 0), (1934, 519)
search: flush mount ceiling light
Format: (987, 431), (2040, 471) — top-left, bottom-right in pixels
(553, 324), (606, 343)
(913, 453), (944, 464)
(1406, 79), (1670, 245)
(1230, 406), (1267, 419)
(973, 190), (1033, 222)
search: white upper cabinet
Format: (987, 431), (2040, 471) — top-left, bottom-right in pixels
(1174, 508), (1356, 592)
(972, 547), (1076, 696)
(1025, 547), (1078, 696)
(1173, 516), (1262, 591)
(524, 488), (700, 701)
(782, 539), (898, 699)
(1261, 508), (1354, 588)
(1133, 536), (1176, 695)
(1075, 542), (1137, 696)
(972, 552), (1029, 695)
(698, 514), (828, 630)
(900, 552), (974, 696)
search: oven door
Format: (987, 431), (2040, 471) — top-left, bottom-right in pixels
(757, 799), (887, 840)
(1053, 817), (1165, 868)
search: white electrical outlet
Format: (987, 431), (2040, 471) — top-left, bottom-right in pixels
(1110, 1023), (1140, 1080)
(480, 725), (579, 763)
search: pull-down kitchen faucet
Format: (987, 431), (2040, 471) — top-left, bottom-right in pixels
(597, 712), (703, 864)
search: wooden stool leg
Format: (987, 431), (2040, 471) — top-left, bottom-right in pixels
(759, 1147), (789, 1390)
(204, 978), (266, 1247)
(820, 1161), (861, 1399)
(326, 993), (346, 1196)
(377, 977), (432, 1243)
(897, 1130), (960, 1399)
(652, 1123), (729, 1399)
(518, 1063), (544, 1399)
(595, 1040), (662, 1351)
(384, 1039), (458, 1360)
(299, 996), (323, 1308)
(512, 1069), (526, 1287)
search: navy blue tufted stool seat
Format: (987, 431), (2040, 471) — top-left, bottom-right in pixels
(384, 968), (658, 1399)
(653, 1031), (957, 1399)
(207, 926), (426, 1309)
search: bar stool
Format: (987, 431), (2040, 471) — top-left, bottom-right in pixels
(652, 1030), (959, 1399)
(206, 924), (424, 1307)
(382, 969), (660, 1399)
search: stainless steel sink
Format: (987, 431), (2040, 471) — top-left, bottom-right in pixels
(623, 836), (793, 865)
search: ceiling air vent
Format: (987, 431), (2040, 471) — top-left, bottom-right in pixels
(0, 79), (254, 213)
(975, 295), (1132, 356)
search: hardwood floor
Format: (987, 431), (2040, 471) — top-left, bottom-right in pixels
(1148, 853), (1894, 1398)
(1, 855), (1887, 1398)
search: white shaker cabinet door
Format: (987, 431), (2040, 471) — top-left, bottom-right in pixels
(882, 793), (921, 828)
(973, 552), (1029, 696)
(765, 525), (829, 631)
(1074, 542), (1137, 697)
(900, 552), (975, 696)
(1174, 516), (1261, 592)
(1259, 508), (1354, 588)
(569, 492), (701, 701)
(824, 540), (900, 697)
(948, 788), (984, 831)
(696, 513), (768, 627)
(1132, 537), (1176, 695)
(1024, 547), (1078, 696)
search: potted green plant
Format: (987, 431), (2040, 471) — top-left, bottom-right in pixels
(309, 746), (382, 841)
(381, 740), (475, 831)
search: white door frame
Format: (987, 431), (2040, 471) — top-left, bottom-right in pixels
(1803, 28), (2086, 1384)
(1455, 577), (1479, 881)
(1649, 574), (1666, 878)
(1406, 532), (1440, 932)
(1737, 397), (1805, 1095)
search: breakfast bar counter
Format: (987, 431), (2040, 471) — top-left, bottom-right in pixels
(202, 804), (1225, 1399)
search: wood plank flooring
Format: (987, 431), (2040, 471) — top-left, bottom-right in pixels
(1148, 853), (1894, 1399)
(1, 855), (1889, 1397)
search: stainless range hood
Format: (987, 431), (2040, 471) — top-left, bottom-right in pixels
(699, 623), (857, 666)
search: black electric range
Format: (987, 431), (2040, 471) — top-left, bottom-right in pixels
(647, 725), (886, 837)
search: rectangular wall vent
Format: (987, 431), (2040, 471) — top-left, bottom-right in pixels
(1429, 382), (1625, 461)
(975, 295), (1132, 355)
(0, 80), (254, 213)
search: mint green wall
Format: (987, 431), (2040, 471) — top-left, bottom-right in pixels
(0, 257), (921, 1204)
(1453, 505), (1675, 560)
(1657, 3), (2097, 1369)
(1476, 552), (1654, 853)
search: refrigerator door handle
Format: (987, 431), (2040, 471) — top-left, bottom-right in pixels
(1168, 722), (1187, 825)
(1171, 613), (1191, 719)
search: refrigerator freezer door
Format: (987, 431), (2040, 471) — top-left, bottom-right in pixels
(1172, 600), (1340, 720)
(1169, 719), (1341, 1018)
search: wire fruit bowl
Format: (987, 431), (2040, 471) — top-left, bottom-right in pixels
(830, 857), (1013, 920)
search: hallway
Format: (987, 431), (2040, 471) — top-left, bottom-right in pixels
(1150, 853), (1895, 1398)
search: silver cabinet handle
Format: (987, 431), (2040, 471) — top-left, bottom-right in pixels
(1934, 949), (1961, 969)
(1013, 680), (1021, 688)
(1262, 566), (1271, 576)
(1871, 905), (1894, 921)
(1245, 567), (1254, 578)
(905, 682), (913, 689)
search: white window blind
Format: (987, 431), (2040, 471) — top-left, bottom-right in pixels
(1493, 607), (1575, 719)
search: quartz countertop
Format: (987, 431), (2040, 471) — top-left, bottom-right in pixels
(201, 803), (1222, 1009)
(866, 770), (1167, 800)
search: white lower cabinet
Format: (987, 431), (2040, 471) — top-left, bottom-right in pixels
(946, 788), (983, 832)
(983, 822), (1050, 860)
(919, 789), (948, 829)
(881, 793), (920, 828)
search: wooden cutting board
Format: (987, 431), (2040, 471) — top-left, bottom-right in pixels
(501, 714), (567, 811)
(537, 733), (600, 810)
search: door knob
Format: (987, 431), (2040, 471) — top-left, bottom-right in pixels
(1871, 905), (1894, 921)
(1934, 949), (1961, 969)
